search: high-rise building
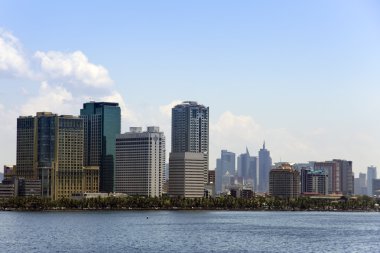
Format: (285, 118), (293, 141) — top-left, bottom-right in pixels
(314, 161), (340, 194)
(215, 150), (235, 194)
(258, 142), (272, 193)
(249, 156), (258, 190)
(168, 152), (205, 198)
(353, 172), (367, 195)
(16, 112), (99, 200)
(333, 159), (353, 195)
(171, 101), (209, 184)
(237, 148), (257, 190)
(169, 101), (209, 198)
(301, 168), (328, 195)
(237, 149), (249, 179)
(115, 127), (165, 197)
(367, 166), (377, 196)
(16, 116), (35, 179)
(269, 163), (300, 199)
(80, 102), (121, 193)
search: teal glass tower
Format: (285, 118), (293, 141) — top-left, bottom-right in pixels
(80, 102), (121, 193)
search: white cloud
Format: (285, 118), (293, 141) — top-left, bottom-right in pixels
(0, 103), (18, 169)
(0, 29), (31, 78)
(20, 82), (74, 116)
(35, 50), (113, 87)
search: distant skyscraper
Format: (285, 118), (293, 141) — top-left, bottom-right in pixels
(16, 112), (99, 199)
(249, 156), (258, 189)
(269, 163), (300, 199)
(354, 172), (367, 195)
(367, 166), (377, 196)
(237, 148), (250, 179)
(258, 142), (272, 193)
(171, 101), (209, 183)
(115, 127), (165, 197)
(215, 150), (235, 194)
(237, 148), (257, 190)
(80, 102), (121, 193)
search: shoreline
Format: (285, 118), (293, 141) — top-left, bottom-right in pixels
(1, 207), (379, 212)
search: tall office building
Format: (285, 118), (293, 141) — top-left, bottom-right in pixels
(169, 101), (209, 198)
(237, 149), (249, 179)
(249, 156), (258, 189)
(314, 161), (340, 194)
(16, 116), (35, 179)
(80, 102), (121, 193)
(354, 172), (367, 195)
(115, 127), (165, 197)
(215, 150), (235, 194)
(301, 168), (328, 195)
(16, 112), (99, 200)
(171, 101), (209, 184)
(333, 159), (353, 195)
(269, 163), (300, 199)
(237, 148), (257, 190)
(258, 142), (272, 193)
(367, 166), (377, 196)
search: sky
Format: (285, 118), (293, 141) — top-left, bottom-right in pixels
(0, 0), (380, 174)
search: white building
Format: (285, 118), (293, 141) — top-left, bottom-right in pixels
(115, 127), (165, 197)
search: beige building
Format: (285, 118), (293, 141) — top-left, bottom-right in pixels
(16, 112), (99, 200)
(269, 163), (300, 199)
(169, 152), (205, 198)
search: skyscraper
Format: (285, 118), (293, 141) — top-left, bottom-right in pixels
(215, 150), (235, 194)
(258, 142), (272, 193)
(16, 116), (35, 179)
(314, 161), (340, 194)
(80, 102), (121, 193)
(168, 101), (209, 198)
(367, 166), (377, 196)
(333, 159), (353, 195)
(115, 127), (165, 197)
(237, 148), (257, 190)
(171, 101), (209, 183)
(16, 112), (99, 199)
(354, 172), (367, 195)
(301, 168), (328, 195)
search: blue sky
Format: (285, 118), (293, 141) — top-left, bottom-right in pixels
(0, 1), (380, 174)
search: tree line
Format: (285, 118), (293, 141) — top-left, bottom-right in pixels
(0, 195), (379, 211)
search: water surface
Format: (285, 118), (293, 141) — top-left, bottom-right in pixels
(0, 211), (379, 252)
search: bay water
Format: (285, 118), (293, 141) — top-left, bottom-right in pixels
(0, 211), (379, 252)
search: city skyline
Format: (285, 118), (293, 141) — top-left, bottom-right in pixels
(1, 1), (380, 174)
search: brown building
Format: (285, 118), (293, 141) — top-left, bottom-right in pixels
(269, 163), (300, 199)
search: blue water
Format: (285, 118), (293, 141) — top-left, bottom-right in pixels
(0, 211), (379, 252)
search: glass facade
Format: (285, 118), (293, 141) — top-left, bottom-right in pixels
(81, 102), (121, 193)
